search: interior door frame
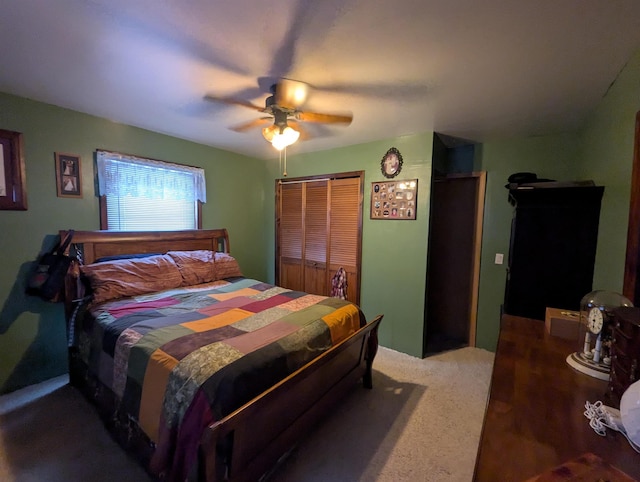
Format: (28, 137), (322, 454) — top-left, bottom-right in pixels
(623, 111), (640, 304)
(469, 171), (486, 346)
(454, 171), (486, 347)
(424, 171), (486, 352)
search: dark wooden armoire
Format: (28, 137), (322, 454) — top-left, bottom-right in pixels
(504, 184), (605, 320)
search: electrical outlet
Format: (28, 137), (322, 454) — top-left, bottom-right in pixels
(495, 253), (504, 265)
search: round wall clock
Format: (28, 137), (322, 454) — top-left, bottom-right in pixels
(381, 147), (403, 179)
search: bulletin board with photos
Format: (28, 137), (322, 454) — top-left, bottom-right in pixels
(370, 179), (417, 220)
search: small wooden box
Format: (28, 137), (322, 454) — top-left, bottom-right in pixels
(545, 307), (580, 340)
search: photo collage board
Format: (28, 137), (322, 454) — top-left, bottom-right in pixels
(370, 179), (417, 220)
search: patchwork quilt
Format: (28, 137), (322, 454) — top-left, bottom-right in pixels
(76, 277), (365, 479)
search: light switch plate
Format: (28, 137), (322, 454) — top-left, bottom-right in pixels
(495, 253), (504, 265)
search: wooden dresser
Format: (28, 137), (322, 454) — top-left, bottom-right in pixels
(473, 315), (640, 481)
(609, 306), (640, 408)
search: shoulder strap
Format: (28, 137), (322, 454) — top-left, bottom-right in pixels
(56, 230), (75, 255)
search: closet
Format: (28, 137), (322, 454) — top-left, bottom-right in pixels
(276, 171), (363, 305)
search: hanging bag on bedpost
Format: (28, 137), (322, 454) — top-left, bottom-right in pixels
(26, 230), (75, 302)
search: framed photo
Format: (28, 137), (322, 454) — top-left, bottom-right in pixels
(55, 152), (82, 198)
(380, 147), (403, 179)
(371, 179), (417, 220)
(0, 129), (27, 210)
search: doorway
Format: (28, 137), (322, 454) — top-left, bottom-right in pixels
(424, 134), (485, 356)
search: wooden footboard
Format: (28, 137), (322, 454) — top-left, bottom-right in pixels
(199, 314), (383, 482)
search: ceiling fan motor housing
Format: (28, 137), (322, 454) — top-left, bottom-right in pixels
(265, 94), (276, 110)
(272, 108), (289, 129)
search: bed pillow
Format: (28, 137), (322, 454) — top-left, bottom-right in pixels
(214, 252), (243, 280)
(94, 252), (162, 263)
(167, 250), (216, 286)
(80, 254), (183, 304)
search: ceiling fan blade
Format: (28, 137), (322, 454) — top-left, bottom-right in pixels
(204, 94), (265, 112)
(296, 111), (353, 125)
(311, 81), (429, 100)
(275, 78), (310, 110)
(229, 117), (273, 133)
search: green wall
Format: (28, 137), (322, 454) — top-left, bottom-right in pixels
(0, 92), (267, 394)
(262, 135), (433, 357)
(578, 49), (640, 292)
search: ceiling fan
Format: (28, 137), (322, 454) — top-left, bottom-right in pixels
(204, 78), (353, 150)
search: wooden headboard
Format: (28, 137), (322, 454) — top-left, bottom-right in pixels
(59, 229), (230, 317)
(59, 229), (230, 264)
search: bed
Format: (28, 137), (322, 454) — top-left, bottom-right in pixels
(60, 229), (382, 482)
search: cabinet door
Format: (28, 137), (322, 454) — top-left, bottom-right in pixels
(304, 181), (328, 295)
(278, 183), (303, 291)
(329, 178), (361, 304)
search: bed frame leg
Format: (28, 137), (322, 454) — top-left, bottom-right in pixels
(363, 315), (382, 389)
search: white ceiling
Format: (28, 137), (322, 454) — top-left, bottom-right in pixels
(1, 0), (640, 159)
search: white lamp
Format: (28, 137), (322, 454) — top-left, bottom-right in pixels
(262, 124), (300, 151)
(271, 127), (300, 150)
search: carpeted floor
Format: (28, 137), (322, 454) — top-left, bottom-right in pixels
(0, 346), (494, 481)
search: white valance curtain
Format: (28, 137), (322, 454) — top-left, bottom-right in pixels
(96, 150), (206, 203)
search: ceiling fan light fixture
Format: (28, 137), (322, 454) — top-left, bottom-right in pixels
(262, 124), (279, 142)
(271, 126), (300, 151)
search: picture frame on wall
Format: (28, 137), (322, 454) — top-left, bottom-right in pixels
(0, 128), (28, 210)
(371, 179), (418, 220)
(380, 147), (403, 179)
(55, 152), (82, 198)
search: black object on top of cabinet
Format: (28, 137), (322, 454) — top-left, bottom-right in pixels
(504, 184), (604, 320)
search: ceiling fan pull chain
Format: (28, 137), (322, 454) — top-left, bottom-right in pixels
(283, 147), (288, 177)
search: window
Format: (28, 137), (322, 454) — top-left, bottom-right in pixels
(96, 150), (206, 231)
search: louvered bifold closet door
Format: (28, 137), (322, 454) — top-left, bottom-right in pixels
(304, 181), (329, 295)
(329, 177), (361, 304)
(279, 183), (304, 291)
(276, 172), (363, 303)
